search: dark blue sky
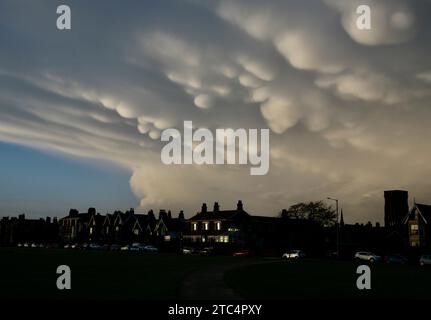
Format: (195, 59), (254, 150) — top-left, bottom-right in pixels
(0, 142), (138, 218)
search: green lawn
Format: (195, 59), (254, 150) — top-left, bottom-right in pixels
(0, 248), (235, 300)
(225, 259), (431, 300)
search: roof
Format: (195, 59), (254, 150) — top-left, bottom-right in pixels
(416, 203), (431, 224)
(60, 213), (91, 222)
(189, 209), (250, 221)
(403, 203), (431, 224)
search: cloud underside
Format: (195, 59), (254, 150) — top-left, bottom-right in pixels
(1, 0), (431, 222)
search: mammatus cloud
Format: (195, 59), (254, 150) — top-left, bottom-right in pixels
(0, 0), (431, 222)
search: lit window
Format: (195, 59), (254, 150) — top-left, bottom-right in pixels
(202, 237), (206, 242)
(204, 222), (209, 230)
(411, 224), (419, 230)
(219, 236), (229, 243)
(89, 227), (93, 235)
(193, 223), (197, 231)
(134, 229), (139, 235)
(216, 222), (221, 230)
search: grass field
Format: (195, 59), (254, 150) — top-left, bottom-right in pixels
(2, 248), (431, 300)
(225, 259), (431, 300)
(0, 248), (237, 300)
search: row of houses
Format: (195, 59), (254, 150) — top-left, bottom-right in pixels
(60, 207), (185, 247)
(0, 201), (323, 254)
(0, 214), (60, 245)
(1, 194), (431, 255)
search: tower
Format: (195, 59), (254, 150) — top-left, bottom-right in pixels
(384, 190), (409, 228)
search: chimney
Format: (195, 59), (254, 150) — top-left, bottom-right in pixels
(201, 203), (207, 213)
(178, 210), (185, 220)
(214, 202), (220, 212)
(237, 200), (243, 211)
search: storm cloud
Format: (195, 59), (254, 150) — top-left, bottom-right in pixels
(1, 0), (431, 222)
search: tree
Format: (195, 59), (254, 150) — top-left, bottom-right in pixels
(285, 201), (336, 227)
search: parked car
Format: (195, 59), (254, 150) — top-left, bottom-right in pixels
(110, 244), (121, 251)
(120, 245), (130, 251)
(419, 255), (431, 266)
(63, 244), (71, 249)
(182, 247), (194, 254)
(17, 243), (23, 247)
(232, 249), (251, 257)
(282, 250), (306, 260)
(70, 243), (78, 249)
(23, 243), (29, 248)
(354, 251), (382, 263)
(198, 247), (214, 255)
(143, 245), (158, 253)
(128, 245), (142, 252)
(88, 243), (102, 250)
(385, 254), (408, 264)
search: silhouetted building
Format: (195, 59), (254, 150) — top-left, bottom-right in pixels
(384, 190), (409, 228)
(183, 200), (250, 246)
(183, 200), (324, 255)
(0, 214), (59, 246)
(403, 203), (431, 248)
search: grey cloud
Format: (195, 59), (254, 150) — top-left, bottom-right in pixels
(0, 0), (431, 222)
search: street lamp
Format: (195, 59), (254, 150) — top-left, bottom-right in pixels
(327, 197), (339, 257)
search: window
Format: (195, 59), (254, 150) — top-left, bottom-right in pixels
(204, 222), (209, 230)
(410, 224), (419, 235)
(216, 222), (221, 230)
(219, 235), (229, 243)
(192, 223), (198, 231)
(89, 227), (93, 235)
(134, 229), (139, 235)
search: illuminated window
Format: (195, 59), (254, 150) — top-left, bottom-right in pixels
(134, 229), (139, 235)
(219, 236), (229, 243)
(89, 227), (93, 235)
(204, 222), (209, 230)
(193, 223), (198, 231)
(216, 222), (221, 230)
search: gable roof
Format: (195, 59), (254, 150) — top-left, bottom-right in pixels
(403, 203), (431, 225)
(132, 214), (152, 231)
(103, 214), (113, 226)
